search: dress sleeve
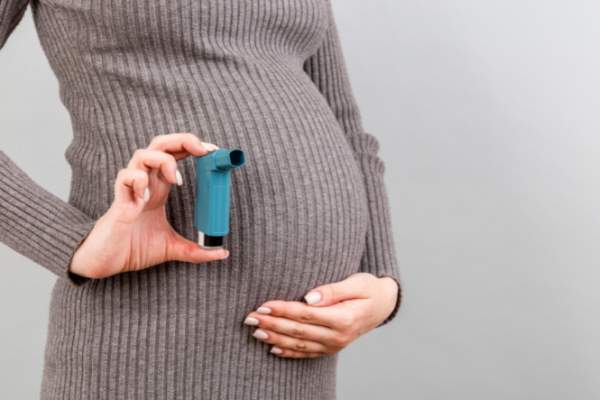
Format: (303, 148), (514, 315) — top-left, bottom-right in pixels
(0, 1), (96, 286)
(303, 2), (402, 325)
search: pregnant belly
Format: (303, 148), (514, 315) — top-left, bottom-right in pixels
(224, 116), (369, 302)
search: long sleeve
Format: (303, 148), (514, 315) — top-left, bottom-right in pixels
(303, 2), (402, 324)
(0, 2), (95, 286)
(0, 0), (28, 48)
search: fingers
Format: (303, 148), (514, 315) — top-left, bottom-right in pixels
(114, 168), (149, 203)
(303, 273), (378, 307)
(128, 149), (181, 185)
(248, 328), (330, 355)
(147, 133), (219, 160)
(251, 301), (334, 328)
(125, 134), (221, 190)
(166, 232), (229, 264)
(245, 300), (362, 358)
(244, 312), (334, 344)
(270, 347), (325, 359)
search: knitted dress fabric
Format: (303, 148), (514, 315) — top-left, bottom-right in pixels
(0, 0), (401, 399)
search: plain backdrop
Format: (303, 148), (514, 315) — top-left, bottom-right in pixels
(1, 1), (599, 399)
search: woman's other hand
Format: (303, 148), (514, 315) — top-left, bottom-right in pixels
(243, 273), (399, 358)
(68, 133), (228, 280)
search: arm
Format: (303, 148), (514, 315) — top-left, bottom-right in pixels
(0, 0), (96, 286)
(0, 0), (28, 49)
(303, 1), (402, 323)
(1, 8), (227, 285)
(0, 152), (97, 285)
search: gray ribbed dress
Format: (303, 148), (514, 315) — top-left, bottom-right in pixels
(0, 0), (401, 398)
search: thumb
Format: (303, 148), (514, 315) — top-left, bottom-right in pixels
(304, 273), (373, 307)
(167, 233), (229, 264)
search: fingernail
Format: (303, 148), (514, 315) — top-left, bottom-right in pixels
(143, 188), (150, 202)
(257, 307), (272, 315)
(202, 142), (219, 152)
(244, 318), (259, 326)
(175, 170), (183, 186)
(221, 250), (229, 259)
(253, 329), (269, 340)
(304, 292), (322, 305)
(270, 347), (283, 355)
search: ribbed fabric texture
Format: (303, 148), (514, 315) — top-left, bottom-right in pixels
(0, 0), (401, 399)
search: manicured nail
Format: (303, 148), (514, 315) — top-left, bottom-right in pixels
(253, 329), (269, 340)
(257, 307), (272, 315)
(270, 347), (283, 355)
(244, 318), (259, 326)
(304, 292), (322, 305)
(202, 142), (219, 152)
(221, 250), (229, 259)
(143, 188), (150, 202)
(175, 170), (183, 186)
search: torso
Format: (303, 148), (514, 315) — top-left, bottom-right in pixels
(34, 1), (368, 398)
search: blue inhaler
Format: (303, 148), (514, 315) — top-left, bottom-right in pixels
(194, 149), (246, 249)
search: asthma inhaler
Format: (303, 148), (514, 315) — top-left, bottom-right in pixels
(194, 148), (246, 249)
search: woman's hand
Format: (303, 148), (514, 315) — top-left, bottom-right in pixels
(68, 133), (228, 280)
(243, 273), (399, 358)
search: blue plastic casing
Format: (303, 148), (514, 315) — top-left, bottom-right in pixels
(194, 149), (246, 238)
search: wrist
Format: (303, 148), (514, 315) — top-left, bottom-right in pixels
(378, 276), (399, 318)
(68, 240), (89, 277)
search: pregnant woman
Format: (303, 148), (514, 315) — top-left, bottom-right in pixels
(0, 0), (401, 398)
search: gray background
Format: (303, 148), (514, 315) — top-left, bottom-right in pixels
(1, 0), (599, 398)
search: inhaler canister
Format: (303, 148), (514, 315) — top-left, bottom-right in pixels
(194, 148), (246, 249)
